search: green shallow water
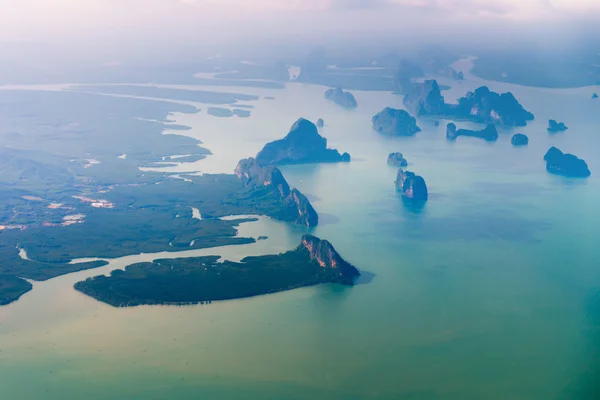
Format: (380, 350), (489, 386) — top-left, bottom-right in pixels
(1, 68), (600, 399)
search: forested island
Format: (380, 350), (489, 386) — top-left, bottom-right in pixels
(74, 235), (361, 306)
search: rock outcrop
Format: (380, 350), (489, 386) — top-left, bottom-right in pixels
(235, 157), (319, 225)
(299, 234), (361, 285)
(543, 147), (590, 177)
(404, 80), (534, 127)
(395, 169), (428, 201)
(453, 86), (534, 127)
(547, 120), (568, 132)
(592, 93), (598, 99)
(324, 87), (357, 109)
(511, 133), (529, 146)
(446, 123), (498, 142)
(316, 118), (324, 128)
(255, 118), (350, 166)
(387, 152), (408, 167)
(372, 108), (421, 136)
(403, 80), (447, 117)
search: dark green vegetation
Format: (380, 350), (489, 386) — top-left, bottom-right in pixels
(0, 275), (33, 305)
(74, 234), (361, 307)
(235, 158), (318, 226)
(0, 90), (316, 304)
(255, 118), (350, 166)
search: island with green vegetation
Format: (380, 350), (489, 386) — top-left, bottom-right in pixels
(74, 234), (361, 307)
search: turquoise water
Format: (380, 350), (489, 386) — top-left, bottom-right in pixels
(1, 65), (600, 399)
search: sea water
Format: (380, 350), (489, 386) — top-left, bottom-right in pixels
(0, 65), (599, 399)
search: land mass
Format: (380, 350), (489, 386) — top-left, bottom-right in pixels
(255, 118), (350, 166)
(235, 157), (318, 226)
(74, 234), (361, 307)
(387, 152), (408, 167)
(544, 147), (590, 177)
(446, 123), (499, 142)
(404, 79), (534, 127)
(372, 108), (421, 136)
(395, 169), (428, 201)
(324, 87), (358, 109)
(547, 119), (568, 133)
(0, 274), (33, 305)
(0, 90), (320, 305)
(511, 133), (529, 146)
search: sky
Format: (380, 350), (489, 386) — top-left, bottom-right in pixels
(0, 0), (598, 45)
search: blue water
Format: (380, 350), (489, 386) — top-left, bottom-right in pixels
(0, 66), (599, 399)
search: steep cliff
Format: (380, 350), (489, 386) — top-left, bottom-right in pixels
(299, 234), (361, 285)
(235, 157), (319, 226)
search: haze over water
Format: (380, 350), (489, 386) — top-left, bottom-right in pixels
(1, 58), (599, 399)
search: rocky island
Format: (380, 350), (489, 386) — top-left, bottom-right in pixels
(403, 79), (447, 117)
(387, 152), (408, 167)
(544, 147), (590, 177)
(453, 86), (534, 127)
(395, 169), (428, 201)
(547, 120), (568, 132)
(511, 133), (529, 146)
(316, 118), (324, 128)
(446, 123), (499, 142)
(593, 93), (598, 99)
(404, 80), (534, 127)
(255, 118), (350, 166)
(324, 87), (358, 109)
(74, 234), (362, 307)
(235, 157), (318, 226)
(372, 108), (421, 136)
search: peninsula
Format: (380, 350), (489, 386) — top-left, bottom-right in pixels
(74, 234), (362, 307)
